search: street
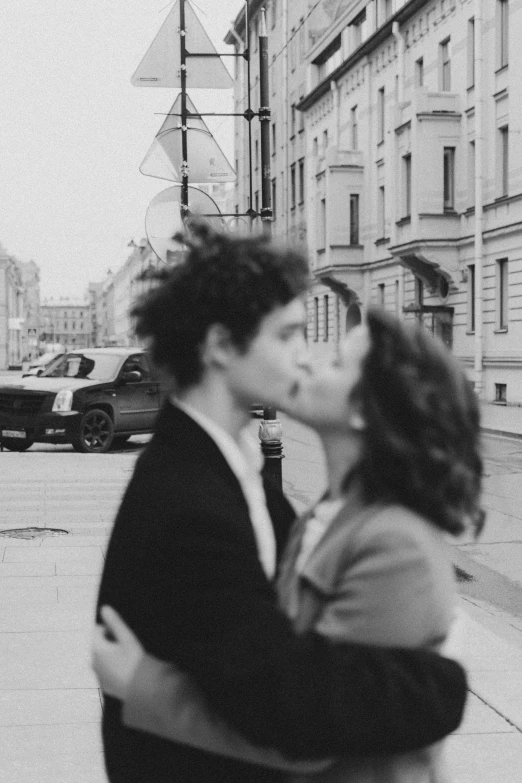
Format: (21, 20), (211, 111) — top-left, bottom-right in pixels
(1, 420), (522, 781)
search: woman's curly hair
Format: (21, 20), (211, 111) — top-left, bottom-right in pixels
(349, 309), (484, 537)
(131, 221), (309, 390)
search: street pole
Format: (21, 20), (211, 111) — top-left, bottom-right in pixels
(257, 8), (284, 489)
(179, 0), (189, 220)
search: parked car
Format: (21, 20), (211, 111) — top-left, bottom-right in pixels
(0, 348), (161, 453)
(22, 351), (65, 377)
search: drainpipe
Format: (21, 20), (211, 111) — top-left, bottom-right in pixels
(283, 0), (289, 237)
(474, 0), (484, 397)
(392, 22), (405, 105)
(391, 22), (404, 247)
(330, 80), (340, 148)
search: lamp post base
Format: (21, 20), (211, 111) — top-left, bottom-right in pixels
(258, 407), (283, 489)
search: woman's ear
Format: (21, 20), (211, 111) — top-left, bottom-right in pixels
(200, 323), (233, 370)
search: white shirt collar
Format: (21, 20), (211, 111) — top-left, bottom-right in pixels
(172, 396), (263, 478)
(170, 396), (276, 579)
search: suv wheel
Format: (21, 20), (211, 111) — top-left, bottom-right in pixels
(1, 438), (34, 452)
(73, 409), (114, 453)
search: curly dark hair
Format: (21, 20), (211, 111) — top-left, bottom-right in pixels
(132, 222), (309, 390)
(348, 309), (484, 538)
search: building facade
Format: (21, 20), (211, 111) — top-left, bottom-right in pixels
(0, 246), (40, 369)
(89, 239), (164, 347)
(40, 299), (92, 351)
(229, 0), (522, 405)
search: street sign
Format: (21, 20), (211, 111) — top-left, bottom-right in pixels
(140, 93), (236, 183)
(145, 185), (224, 262)
(131, 0), (233, 89)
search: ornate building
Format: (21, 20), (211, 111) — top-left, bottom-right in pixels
(229, 0), (522, 405)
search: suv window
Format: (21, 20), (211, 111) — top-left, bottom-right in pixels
(122, 354), (150, 381)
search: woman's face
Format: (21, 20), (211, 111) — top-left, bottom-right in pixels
(283, 324), (370, 433)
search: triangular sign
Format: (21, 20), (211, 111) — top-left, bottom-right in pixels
(132, 0), (233, 89)
(140, 94), (236, 183)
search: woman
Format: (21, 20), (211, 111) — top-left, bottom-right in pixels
(94, 308), (484, 781)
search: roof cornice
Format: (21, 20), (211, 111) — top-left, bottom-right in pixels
(297, 0), (429, 112)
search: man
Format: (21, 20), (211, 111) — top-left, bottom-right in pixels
(95, 224), (466, 783)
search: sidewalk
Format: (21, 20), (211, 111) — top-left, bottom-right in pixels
(481, 400), (522, 438)
(1, 424), (522, 782)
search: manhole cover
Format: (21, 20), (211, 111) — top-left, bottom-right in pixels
(0, 527), (69, 540)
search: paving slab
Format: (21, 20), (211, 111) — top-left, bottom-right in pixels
(0, 631), (97, 689)
(0, 723), (106, 783)
(0, 689), (102, 726)
(446, 732), (522, 783)
(454, 692), (518, 734)
(0, 605), (93, 633)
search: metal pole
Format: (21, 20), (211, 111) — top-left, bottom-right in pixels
(258, 9), (272, 232)
(473, 0), (484, 398)
(257, 7), (283, 488)
(179, 0), (189, 219)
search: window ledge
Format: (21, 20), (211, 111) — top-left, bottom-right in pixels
(495, 64), (509, 76)
(494, 328), (508, 334)
(396, 216), (411, 226)
(466, 330), (475, 335)
(492, 400), (507, 406)
(375, 237), (390, 246)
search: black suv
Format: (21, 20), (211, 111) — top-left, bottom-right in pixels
(0, 348), (161, 453)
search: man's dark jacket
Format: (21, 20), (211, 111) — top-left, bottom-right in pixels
(97, 402), (467, 783)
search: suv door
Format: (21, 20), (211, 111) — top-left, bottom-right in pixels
(115, 354), (160, 432)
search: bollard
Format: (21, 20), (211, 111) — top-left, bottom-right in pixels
(259, 406), (283, 489)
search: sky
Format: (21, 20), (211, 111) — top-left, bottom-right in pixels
(0, 0), (245, 300)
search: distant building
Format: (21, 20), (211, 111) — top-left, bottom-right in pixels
(40, 298), (92, 351)
(0, 244), (39, 369)
(89, 239), (163, 347)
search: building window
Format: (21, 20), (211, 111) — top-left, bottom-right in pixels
(468, 263), (475, 332)
(378, 185), (386, 238)
(323, 129), (329, 155)
(290, 164), (296, 209)
(468, 140), (476, 207)
(291, 104), (296, 137)
(498, 0), (509, 69)
(313, 34), (342, 83)
(415, 277), (424, 305)
(499, 125), (509, 197)
(349, 194), (359, 245)
(271, 0), (277, 29)
(378, 283), (385, 308)
(319, 198), (326, 249)
(271, 123), (276, 155)
(443, 147), (455, 211)
(313, 137), (318, 156)
(440, 38), (451, 91)
(497, 258), (509, 329)
(323, 295), (329, 341)
(467, 18), (475, 87)
(313, 297), (319, 341)
(384, 0), (393, 22)
(298, 158), (305, 204)
(351, 106), (358, 149)
(271, 178), (277, 220)
(351, 9), (368, 48)
(395, 280), (400, 315)
(415, 57), (424, 87)
(377, 87), (385, 143)
(495, 383), (507, 403)
(254, 190), (259, 213)
(255, 139), (259, 169)
(403, 154), (412, 217)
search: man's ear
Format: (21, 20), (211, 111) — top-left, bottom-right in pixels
(200, 324), (234, 370)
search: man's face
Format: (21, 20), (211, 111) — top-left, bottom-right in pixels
(226, 298), (308, 411)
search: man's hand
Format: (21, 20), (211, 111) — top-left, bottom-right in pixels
(92, 606), (145, 700)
